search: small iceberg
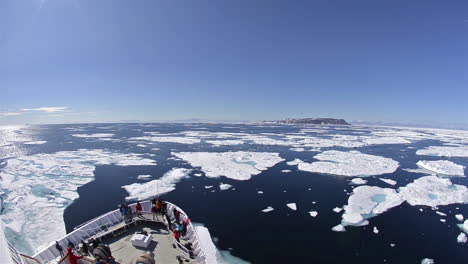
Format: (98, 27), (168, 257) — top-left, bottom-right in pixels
(350, 178), (367, 185)
(457, 233), (467, 243)
(455, 214), (464, 221)
(332, 224), (346, 232)
(416, 160), (465, 176)
(332, 207), (343, 213)
(380, 178), (397, 186)
(309, 211), (318, 217)
(421, 258), (435, 264)
(286, 203), (297, 211)
(262, 206), (274, 213)
(373, 226), (379, 234)
(137, 175), (152, 180)
(219, 183), (233, 191)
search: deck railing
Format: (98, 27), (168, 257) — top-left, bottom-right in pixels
(24, 200), (206, 264)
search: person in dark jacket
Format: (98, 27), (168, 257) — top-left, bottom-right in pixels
(81, 240), (89, 256)
(173, 208), (180, 224)
(55, 241), (64, 257)
(67, 240), (75, 250)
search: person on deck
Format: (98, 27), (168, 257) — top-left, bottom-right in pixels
(81, 240), (89, 256)
(135, 201), (143, 217)
(55, 241), (64, 257)
(66, 247), (82, 264)
(173, 208), (180, 224)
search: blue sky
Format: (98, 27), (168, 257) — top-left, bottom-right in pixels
(1, 0), (467, 126)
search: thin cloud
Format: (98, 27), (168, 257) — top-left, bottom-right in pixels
(20, 107), (68, 113)
(0, 112), (22, 117)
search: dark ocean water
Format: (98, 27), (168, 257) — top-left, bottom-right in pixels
(2, 123), (468, 263)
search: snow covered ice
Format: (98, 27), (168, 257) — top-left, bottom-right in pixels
(416, 146), (468, 158)
(172, 151), (284, 180)
(286, 203), (297, 211)
(380, 178), (397, 185)
(0, 149), (156, 254)
(219, 183), (233, 191)
(457, 233), (467, 243)
(350, 178), (367, 185)
(261, 206), (274, 213)
(309, 211), (318, 217)
(296, 150), (399, 177)
(416, 160), (465, 177)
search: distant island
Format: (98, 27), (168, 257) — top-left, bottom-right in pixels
(272, 118), (350, 125)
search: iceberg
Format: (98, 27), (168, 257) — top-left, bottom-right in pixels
(281, 169), (292, 173)
(172, 151), (284, 181)
(297, 150), (399, 177)
(261, 206), (274, 213)
(123, 168), (191, 201)
(435, 211), (446, 217)
(0, 149), (156, 254)
(398, 176), (468, 207)
(350, 178), (367, 185)
(416, 146), (468, 158)
(455, 214), (464, 221)
(331, 224), (346, 232)
(373, 227), (379, 234)
(421, 258), (434, 264)
(137, 175), (152, 180)
(309, 211), (318, 217)
(332, 207), (343, 213)
(416, 160), (465, 177)
(457, 233), (467, 243)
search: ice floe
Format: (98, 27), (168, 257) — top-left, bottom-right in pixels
(421, 258), (434, 264)
(457, 233), (467, 243)
(373, 227), (379, 234)
(286, 159), (303, 166)
(309, 211), (318, 217)
(71, 133), (114, 138)
(380, 178), (397, 186)
(296, 150), (399, 177)
(333, 207), (343, 213)
(261, 206), (274, 213)
(455, 214), (464, 221)
(205, 140), (244, 146)
(416, 160), (465, 177)
(458, 220), (468, 233)
(435, 211), (446, 217)
(0, 149), (156, 254)
(416, 146), (468, 158)
(204, 185), (214, 189)
(341, 186), (404, 226)
(398, 176), (468, 207)
(130, 136), (201, 144)
(350, 178), (367, 185)
(257, 191), (264, 194)
(332, 224), (346, 232)
(123, 168), (191, 201)
(172, 151), (284, 181)
(219, 183), (233, 191)
(137, 175), (152, 180)
(286, 203), (297, 211)
(281, 169), (292, 173)
(23, 141), (47, 145)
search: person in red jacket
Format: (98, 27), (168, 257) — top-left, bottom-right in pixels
(66, 247), (82, 264)
(135, 201), (143, 217)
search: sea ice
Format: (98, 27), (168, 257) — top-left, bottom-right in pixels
(71, 133), (114, 138)
(281, 169), (292, 173)
(130, 136), (201, 144)
(261, 206), (274, 213)
(333, 207), (343, 213)
(440, 219), (446, 223)
(286, 203), (297, 211)
(416, 146), (468, 158)
(286, 159), (303, 166)
(23, 141), (47, 145)
(205, 185), (214, 189)
(416, 160), (465, 177)
(257, 191), (264, 194)
(435, 211), (446, 217)
(137, 175), (152, 180)
(296, 150), (399, 177)
(309, 211), (318, 217)
(341, 186), (404, 226)
(331, 224), (346, 232)
(172, 151), (284, 181)
(219, 183), (233, 191)
(350, 178), (367, 185)
(421, 258), (434, 264)
(398, 176), (468, 207)
(455, 214), (464, 221)
(205, 140), (244, 146)
(123, 168), (191, 201)
(373, 227), (379, 234)
(380, 178), (397, 185)
(457, 233), (467, 243)
(0, 149), (156, 254)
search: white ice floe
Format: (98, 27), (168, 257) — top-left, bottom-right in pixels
(457, 233), (467, 243)
(261, 206), (274, 213)
(373, 227), (379, 234)
(286, 159), (303, 166)
(416, 160), (465, 177)
(71, 133), (114, 138)
(458, 220), (468, 233)
(421, 258), (434, 264)
(455, 214), (464, 221)
(435, 211), (447, 217)
(333, 207), (343, 213)
(193, 224), (250, 264)
(130, 136), (201, 144)
(286, 203), (297, 211)
(398, 176), (468, 207)
(416, 146), (468, 158)
(281, 170), (292, 173)
(257, 191), (264, 194)
(23, 141), (47, 145)
(123, 168), (191, 201)
(309, 211), (318, 217)
(219, 183), (233, 191)
(380, 178), (397, 186)
(137, 175), (152, 180)
(290, 147), (306, 152)
(331, 224), (346, 232)
(350, 178), (368, 185)
(205, 140), (244, 146)
(362, 137), (411, 145)
(172, 151), (284, 181)
(341, 186), (404, 226)
(0, 149), (156, 254)
(136, 144), (147, 148)
(205, 185), (214, 189)
(296, 150), (399, 177)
